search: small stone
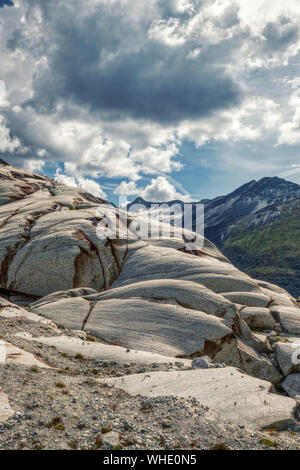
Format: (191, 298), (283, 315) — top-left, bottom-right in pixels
(160, 420), (172, 428)
(71, 330), (87, 340)
(192, 356), (212, 369)
(102, 431), (120, 450)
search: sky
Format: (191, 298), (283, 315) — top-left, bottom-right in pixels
(1, 0), (300, 204)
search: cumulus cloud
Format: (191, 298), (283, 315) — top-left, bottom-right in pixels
(114, 175), (193, 202)
(0, 114), (23, 152)
(114, 181), (143, 197)
(1, 0), (300, 197)
(177, 97), (282, 147)
(22, 158), (45, 173)
(141, 176), (192, 202)
(15, 1), (241, 125)
(55, 170), (107, 198)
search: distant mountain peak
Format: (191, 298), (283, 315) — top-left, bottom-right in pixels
(128, 176), (300, 212)
(130, 196), (146, 204)
(256, 176), (299, 187)
(128, 196), (189, 210)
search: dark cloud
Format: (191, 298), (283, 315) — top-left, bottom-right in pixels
(0, 0), (13, 8)
(156, 0), (194, 19)
(262, 17), (299, 53)
(10, 0), (242, 124)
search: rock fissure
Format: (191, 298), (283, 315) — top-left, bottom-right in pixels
(82, 301), (97, 330)
(75, 230), (108, 290)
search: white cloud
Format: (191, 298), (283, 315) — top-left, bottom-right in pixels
(54, 171), (77, 187)
(178, 97), (282, 147)
(277, 91), (300, 145)
(0, 114), (23, 153)
(114, 181), (143, 196)
(22, 159), (45, 173)
(0, 81), (8, 107)
(77, 176), (107, 199)
(115, 174), (193, 202)
(141, 176), (192, 202)
(1, 0), (300, 199)
(55, 169), (107, 198)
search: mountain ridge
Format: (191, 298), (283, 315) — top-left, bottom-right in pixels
(128, 176), (300, 296)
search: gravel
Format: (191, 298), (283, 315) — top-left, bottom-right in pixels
(0, 316), (299, 450)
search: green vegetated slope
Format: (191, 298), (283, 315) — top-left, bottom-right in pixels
(222, 200), (300, 298)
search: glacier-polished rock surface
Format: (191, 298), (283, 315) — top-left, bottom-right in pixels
(0, 162), (300, 412)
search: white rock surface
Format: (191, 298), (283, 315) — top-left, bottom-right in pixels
(271, 307), (300, 335)
(4, 341), (50, 369)
(0, 297), (56, 326)
(84, 298), (232, 357)
(14, 333), (191, 367)
(222, 292), (271, 308)
(240, 307), (276, 330)
(275, 343), (300, 376)
(90, 279), (237, 319)
(31, 297), (91, 330)
(102, 368), (298, 430)
(1, 163), (300, 384)
(1, 163), (300, 447)
(0, 389), (14, 422)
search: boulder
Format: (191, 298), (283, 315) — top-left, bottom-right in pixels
(31, 297), (92, 331)
(192, 356), (217, 369)
(84, 298), (233, 357)
(282, 374), (300, 399)
(275, 343), (300, 376)
(0, 164), (118, 298)
(240, 307), (276, 330)
(271, 307), (300, 335)
(213, 338), (283, 383)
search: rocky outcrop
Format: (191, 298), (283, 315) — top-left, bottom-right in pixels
(0, 163), (300, 435)
(4, 341), (50, 369)
(26, 236), (300, 384)
(15, 332), (191, 367)
(102, 368), (299, 431)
